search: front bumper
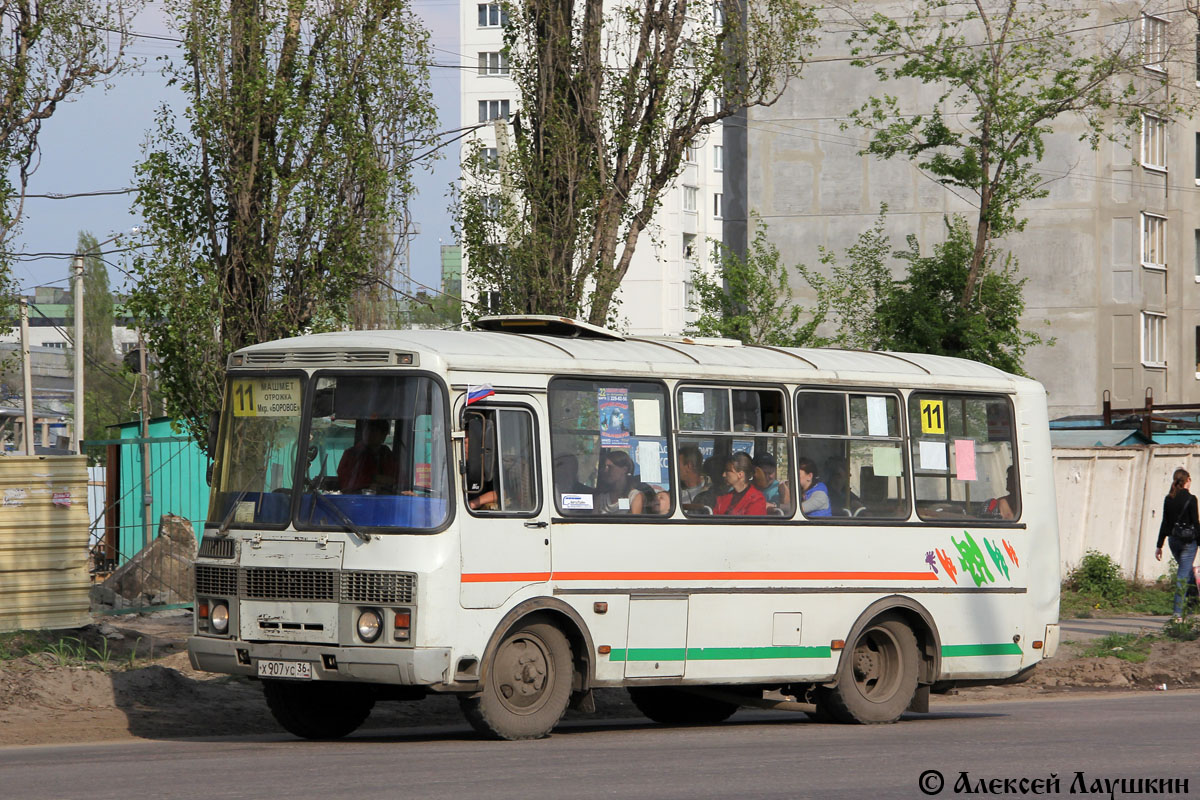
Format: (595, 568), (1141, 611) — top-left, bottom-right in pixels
(188, 637), (452, 686)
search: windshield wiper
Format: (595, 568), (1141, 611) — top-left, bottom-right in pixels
(308, 485), (372, 543)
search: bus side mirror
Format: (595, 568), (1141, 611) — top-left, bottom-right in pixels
(206, 411), (220, 456)
(466, 415), (484, 492)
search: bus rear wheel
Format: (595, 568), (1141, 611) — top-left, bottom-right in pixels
(262, 680), (375, 739)
(460, 621), (573, 740)
(824, 616), (919, 724)
(627, 687), (740, 725)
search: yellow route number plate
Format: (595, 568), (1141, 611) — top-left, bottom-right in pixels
(919, 399), (945, 435)
(231, 378), (302, 417)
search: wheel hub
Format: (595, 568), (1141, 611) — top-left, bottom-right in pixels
(495, 637), (550, 710)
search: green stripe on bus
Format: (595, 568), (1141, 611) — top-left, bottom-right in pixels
(941, 643), (1022, 657)
(609, 646), (832, 662)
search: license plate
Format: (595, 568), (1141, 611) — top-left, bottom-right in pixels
(257, 659), (312, 680)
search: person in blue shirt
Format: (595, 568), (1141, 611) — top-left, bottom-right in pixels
(796, 457), (832, 518)
(752, 452), (791, 513)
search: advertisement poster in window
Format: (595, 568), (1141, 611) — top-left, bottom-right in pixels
(598, 388), (630, 448)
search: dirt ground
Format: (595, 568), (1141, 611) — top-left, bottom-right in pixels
(1, 612), (1195, 748)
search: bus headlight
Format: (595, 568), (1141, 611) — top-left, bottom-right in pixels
(357, 609), (382, 643)
(211, 602), (230, 634)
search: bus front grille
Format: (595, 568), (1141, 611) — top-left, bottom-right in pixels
(195, 564), (238, 597)
(341, 571), (416, 604)
(198, 537), (236, 559)
(242, 567), (337, 601)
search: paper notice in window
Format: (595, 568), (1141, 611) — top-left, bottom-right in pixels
(867, 396), (889, 437)
(632, 399), (662, 437)
(919, 440), (948, 471)
(637, 440), (664, 484)
(954, 439), (977, 481)
(682, 391), (705, 415)
(561, 494), (593, 510)
(872, 447), (902, 477)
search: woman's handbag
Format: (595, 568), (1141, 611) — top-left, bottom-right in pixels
(1171, 496), (1198, 544)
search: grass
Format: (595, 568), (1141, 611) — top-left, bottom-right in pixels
(0, 630), (144, 672)
(1076, 632), (1157, 663)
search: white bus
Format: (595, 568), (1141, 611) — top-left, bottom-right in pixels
(189, 316), (1060, 740)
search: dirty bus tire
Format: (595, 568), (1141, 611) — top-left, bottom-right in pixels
(459, 621), (573, 740)
(627, 687), (740, 725)
(262, 679), (375, 740)
(824, 616), (919, 725)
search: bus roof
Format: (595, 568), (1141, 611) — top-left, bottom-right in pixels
(235, 323), (1038, 393)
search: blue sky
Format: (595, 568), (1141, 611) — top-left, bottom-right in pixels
(10, 0), (461, 301)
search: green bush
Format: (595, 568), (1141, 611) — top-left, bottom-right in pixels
(1066, 550), (1126, 604)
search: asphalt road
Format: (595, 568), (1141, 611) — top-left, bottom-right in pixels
(2, 692), (1195, 800)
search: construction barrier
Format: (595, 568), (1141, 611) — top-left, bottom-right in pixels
(0, 455), (91, 633)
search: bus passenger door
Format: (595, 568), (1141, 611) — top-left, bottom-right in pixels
(625, 596), (688, 678)
(459, 399), (552, 609)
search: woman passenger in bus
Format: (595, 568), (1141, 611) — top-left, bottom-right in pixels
(984, 466), (1018, 520)
(596, 449), (647, 514)
(715, 452), (767, 516)
(796, 458), (832, 517)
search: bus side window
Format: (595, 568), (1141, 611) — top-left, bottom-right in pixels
(465, 407), (540, 515)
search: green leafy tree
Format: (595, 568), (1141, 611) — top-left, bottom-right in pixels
(841, 0), (1192, 309)
(129, 0), (438, 448)
(875, 216), (1046, 375)
(457, 0), (819, 325)
(687, 217), (824, 346)
(0, 0), (143, 281)
(68, 231), (137, 443)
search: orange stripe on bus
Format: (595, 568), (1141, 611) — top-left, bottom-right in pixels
(460, 571), (938, 583)
(460, 572), (553, 583)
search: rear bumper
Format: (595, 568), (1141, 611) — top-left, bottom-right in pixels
(188, 636), (452, 686)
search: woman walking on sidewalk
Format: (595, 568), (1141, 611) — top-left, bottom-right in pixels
(1156, 467), (1199, 622)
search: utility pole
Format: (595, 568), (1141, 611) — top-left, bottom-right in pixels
(19, 299), (34, 455)
(139, 332), (152, 550)
(72, 253), (85, 454)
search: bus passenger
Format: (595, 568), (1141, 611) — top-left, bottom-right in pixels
(337, 419), (396, 493)
(824, 456), (863, 515)
(796, 457), (832, 518)
(678, 445), (714, 508)
(715, 452), (767, 516)
(597, 449), (646, 514)
(752, 452), (791, 513)
(984, 466), (1018, 520)
(553, 453), (594, 495)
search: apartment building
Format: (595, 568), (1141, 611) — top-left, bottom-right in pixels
(741, 2), (1200, 419)
(458, 1), (726, 335)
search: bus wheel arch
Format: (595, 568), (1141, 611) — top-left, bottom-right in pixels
(820, 596), (942, 724)
(459, 598), (594, 739)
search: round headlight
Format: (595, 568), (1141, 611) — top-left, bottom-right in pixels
(211, 602), (229, 634)
(357, 609), (382, 642)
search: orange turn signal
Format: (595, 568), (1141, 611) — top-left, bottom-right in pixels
(598, 645), (611, 655)
(1032, 640), (1043, 650)
(830, 639), (845, 651)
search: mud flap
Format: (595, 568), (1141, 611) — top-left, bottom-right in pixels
(908, 684), (930, 713)
(569, 689), (596, 713)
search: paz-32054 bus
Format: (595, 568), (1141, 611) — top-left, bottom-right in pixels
(188, 315), (1060, 739)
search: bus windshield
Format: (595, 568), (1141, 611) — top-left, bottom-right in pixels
(209, 374), (306, 528)
(209, 372), (450, 531)
(299, 374), (450, 531)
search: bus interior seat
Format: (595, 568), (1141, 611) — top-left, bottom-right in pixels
(860, 466), (888, 511)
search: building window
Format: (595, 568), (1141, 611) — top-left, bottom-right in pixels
(482, 195), (502, 220)
(1142, 312), (1166, 367)
(712, 0), (725, 26)
(685, 142), (698, 163)
(477, 51), (509, 75)
(1141, 212), (1167, 270)
(683, 233), (697, 262)
(684, 281), (696, 309)
(1143, 14), (1168, 71)
(478, 3), (507, 27)
(683, 185), (698, 212)
(43, 341), (66, 349)
(478, 99), (510, 122)
(482, 147), (499, 171)
(1142, 114), (1166, 170)
(713, 144), (723, 172)
(713, 192), (723, 218)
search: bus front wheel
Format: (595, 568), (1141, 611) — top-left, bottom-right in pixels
(262, 679), (375, 739)
(460, 621), (573, 740)
(824, 615), (919, 724)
